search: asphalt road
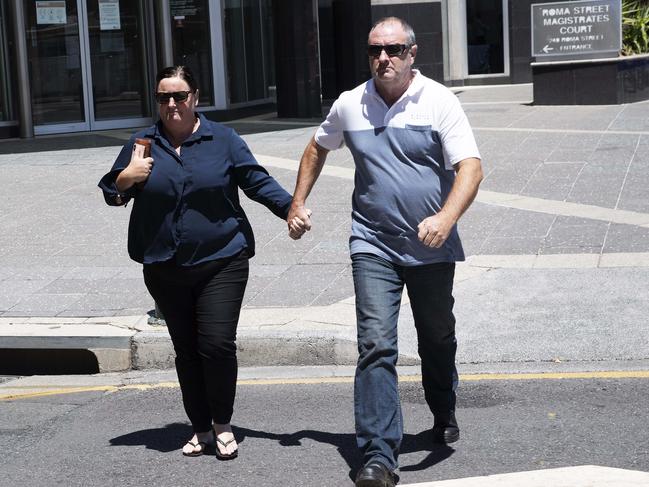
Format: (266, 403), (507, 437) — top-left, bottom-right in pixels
(1, 372), (648, 486)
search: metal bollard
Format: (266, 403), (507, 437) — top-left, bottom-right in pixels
(147, 301), (167, 326)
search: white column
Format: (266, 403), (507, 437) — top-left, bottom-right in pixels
(10, 0), (33, 137)
(209, 0), (228, 109)
(446, 0), (467, 83)
(156, 0), (174, 66)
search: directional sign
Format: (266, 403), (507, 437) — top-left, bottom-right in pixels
(531, 0), (621, 59)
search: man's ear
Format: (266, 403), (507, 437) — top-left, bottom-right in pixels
(194, 89), (200, 107)
(410, 44), (418, 61)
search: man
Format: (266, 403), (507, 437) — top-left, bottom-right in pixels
(288, 17), (482, 487)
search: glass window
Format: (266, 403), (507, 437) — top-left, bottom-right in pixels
(0, 0), (15, 122)
(224, 0), (274, 104)
(25, 0), (85, 125)
(261, 0), (275, 98)
(466, 0), (504, 75)
(170, 0), (214, 106)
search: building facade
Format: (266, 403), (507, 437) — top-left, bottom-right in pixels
(0, 0), (543, 139)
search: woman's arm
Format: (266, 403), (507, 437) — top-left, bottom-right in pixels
(230, 130), (293, 219)
(98, 138), (154, 206)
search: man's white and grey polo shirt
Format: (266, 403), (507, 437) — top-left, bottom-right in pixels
(315, 70), (481, 266)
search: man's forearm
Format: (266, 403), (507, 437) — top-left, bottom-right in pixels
(440, 157), (483, 223)
(291, 136), (329, 207)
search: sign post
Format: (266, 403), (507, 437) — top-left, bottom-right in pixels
(531, 0), (621, 61)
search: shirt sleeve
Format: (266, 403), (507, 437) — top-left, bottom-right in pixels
(229, 129), (293, 220)
(97, 136), (138, 206)
(314, 98), (345, 151)
(437, 92), (481, 170)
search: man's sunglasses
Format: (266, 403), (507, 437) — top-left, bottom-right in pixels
(155, 91), (192, 104)
(367, 44), (411, 58)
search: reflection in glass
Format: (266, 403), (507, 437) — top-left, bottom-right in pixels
(25, 0), (85, 125)
(170, 0), (214, 106)
(224, 0), (246, 104)
(86, 0), (151, 120)
(0, 0), (14, 122)
(224, 0), (274, 104)
(466, 0), (504, 75)
(261, 0), (275, 99)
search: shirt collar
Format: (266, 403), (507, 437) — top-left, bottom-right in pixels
(144, 112), (213, 142)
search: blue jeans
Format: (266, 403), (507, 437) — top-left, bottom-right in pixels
(352, 253), (458, 471)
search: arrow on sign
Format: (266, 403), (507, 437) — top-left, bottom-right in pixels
(542, 44), (554, 53)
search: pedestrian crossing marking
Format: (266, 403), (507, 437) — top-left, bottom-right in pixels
(399, 465), (649, 487)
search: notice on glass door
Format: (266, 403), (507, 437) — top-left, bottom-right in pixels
(99, 0), (121, 31)
(170, 0), (199, 19)
(36, 1), (67, 25)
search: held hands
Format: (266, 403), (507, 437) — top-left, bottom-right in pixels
(417, 212), (455, 248)
(287, 205), (313, 240)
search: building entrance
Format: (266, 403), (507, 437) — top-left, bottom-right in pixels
(25, 0), (153, 135)
(465, 0), (508, 77)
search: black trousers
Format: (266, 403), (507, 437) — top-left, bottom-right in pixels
(143, 251), (249, 432)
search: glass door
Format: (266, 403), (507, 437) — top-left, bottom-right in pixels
(223, 0), (274, 105)
(26, 0), (87, 132)
(26, 0), (153, 134)
(85, 0), (152, 128)
(0, 0), (15, 123)
(465, 0), (508, 77)
(170, 0), (214, 106)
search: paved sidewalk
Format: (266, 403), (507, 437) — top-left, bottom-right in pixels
(1, 83), (648, 372)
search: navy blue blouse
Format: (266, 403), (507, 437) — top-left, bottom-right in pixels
(98, 114), (292, 265)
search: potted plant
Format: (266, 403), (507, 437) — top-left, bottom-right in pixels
(622, 0), (649, 55)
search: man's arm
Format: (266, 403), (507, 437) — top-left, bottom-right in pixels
(287, 136), (330, 239)
(417, 157), (483, 248)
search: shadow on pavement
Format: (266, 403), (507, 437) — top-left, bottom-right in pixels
(236, 426), (455, 480)
(0, 133), (132, 154)
(108, 423), (454, 479)
(400, 430), (455, 471)
(0, 119), (321, 154)
(110, 422), (192, 453)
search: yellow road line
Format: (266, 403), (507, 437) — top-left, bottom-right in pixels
(2, 370), (649, 401)
(455, 370), (649, 381)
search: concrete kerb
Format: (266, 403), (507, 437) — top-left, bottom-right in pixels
(0, 313), (419, 372)
(4, 252), (649, 373)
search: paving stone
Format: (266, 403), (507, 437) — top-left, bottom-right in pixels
(7, 294), (84, 316)
(602, 224), (649, 253)
(541, 216), (609, 254)
(521, 162), (584, 200)
(478, 236), (542, 255)
(557, 133), (602, 150)
(489, 208), (556, 239)
(248, 263), (348, 307)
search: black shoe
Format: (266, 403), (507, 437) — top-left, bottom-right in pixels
(355, 462), (395, 487)
(432, 411), (460, 444)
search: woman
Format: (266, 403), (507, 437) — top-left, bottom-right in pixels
(99, 66), (303, 458)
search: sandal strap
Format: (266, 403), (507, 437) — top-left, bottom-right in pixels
(216, 437), (236, 448)
(186, 440), (207, 449)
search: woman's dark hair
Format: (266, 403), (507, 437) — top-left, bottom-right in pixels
(155, 65), (199, 93)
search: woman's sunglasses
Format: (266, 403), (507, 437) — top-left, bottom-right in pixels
(155, 91), (192, 104)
